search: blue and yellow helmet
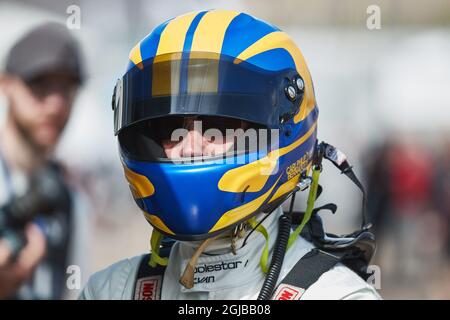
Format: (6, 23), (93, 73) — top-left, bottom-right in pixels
(112, 10), (319, 241)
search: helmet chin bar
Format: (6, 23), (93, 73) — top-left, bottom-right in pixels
(149, 140), (373, 247)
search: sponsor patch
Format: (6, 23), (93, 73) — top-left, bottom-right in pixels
(194, 260), (245, 273)
(134, 276), (162, 300)
(273, 284), (305, 300)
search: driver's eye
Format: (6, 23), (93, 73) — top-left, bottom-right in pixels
(201, 117), (244, 135)
(149, 116), (186, 142)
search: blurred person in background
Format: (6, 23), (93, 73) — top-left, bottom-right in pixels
(365, 141), (392, 238)
(365, 138), (445, 296)
(433, 138), (450, 259)
(0, 22), (89, 299)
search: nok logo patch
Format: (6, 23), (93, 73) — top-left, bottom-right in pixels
(273, 284), (305, 300)
(134, 275), (162, 300)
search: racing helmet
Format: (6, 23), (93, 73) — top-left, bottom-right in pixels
(112, 9), (319, 241)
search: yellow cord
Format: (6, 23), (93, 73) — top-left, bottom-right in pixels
(248, 217), (270, 273)
(149, 229), (169, 267)
(287, 166), (321, 251)
(243, 166), (321, 274)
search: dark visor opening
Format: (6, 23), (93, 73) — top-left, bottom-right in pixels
(118, 115), (277, 163)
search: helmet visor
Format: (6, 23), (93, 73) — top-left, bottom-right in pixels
(113, 52), (299, 135)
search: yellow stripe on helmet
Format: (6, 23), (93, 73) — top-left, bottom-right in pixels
(234, 31), (316, 124)
(123, 165), (155, 198)
(156, 11), (199, 56)
(190, 10), (239, 54)
(218, 121), (317, 193)
(152, 11), (199, 96)
(209, 175), (282, 233)
(129, 42), (143, 70)
(188, 10), (240, 93)
(267, 163), (312, 203)
(268, 174), (300, 204)
(143, 211), (176, 235)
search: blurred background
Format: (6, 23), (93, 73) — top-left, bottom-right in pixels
(0, 0), (449, 299)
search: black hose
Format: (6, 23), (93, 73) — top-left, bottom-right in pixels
(257, 213), (292, 300)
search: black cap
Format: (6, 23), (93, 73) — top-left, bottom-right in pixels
(5, 22), (84, 84)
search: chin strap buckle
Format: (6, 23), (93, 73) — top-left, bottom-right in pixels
(297, 176), (312, 191)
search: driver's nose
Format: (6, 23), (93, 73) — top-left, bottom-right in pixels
(179, 122), (204, 158)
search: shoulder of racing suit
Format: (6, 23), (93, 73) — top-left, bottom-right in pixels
(79, 236), (381, 300)
(79, 255), (142, 300)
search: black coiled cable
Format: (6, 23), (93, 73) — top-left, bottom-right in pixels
(257, 213), (292, 300)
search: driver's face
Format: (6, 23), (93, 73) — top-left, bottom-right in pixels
(160, 116), (249, 159)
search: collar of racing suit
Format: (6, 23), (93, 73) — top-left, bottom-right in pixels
(168, 207), (283, 293)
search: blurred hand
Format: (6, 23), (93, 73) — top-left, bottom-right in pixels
(0, 223), (46, 299)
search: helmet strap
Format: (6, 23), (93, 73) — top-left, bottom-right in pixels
(179, 233), (222, 289)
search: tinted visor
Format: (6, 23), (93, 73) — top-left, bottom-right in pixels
(113, 52), (299, 135)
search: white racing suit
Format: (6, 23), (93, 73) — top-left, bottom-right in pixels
(80, 207), (381, 300)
